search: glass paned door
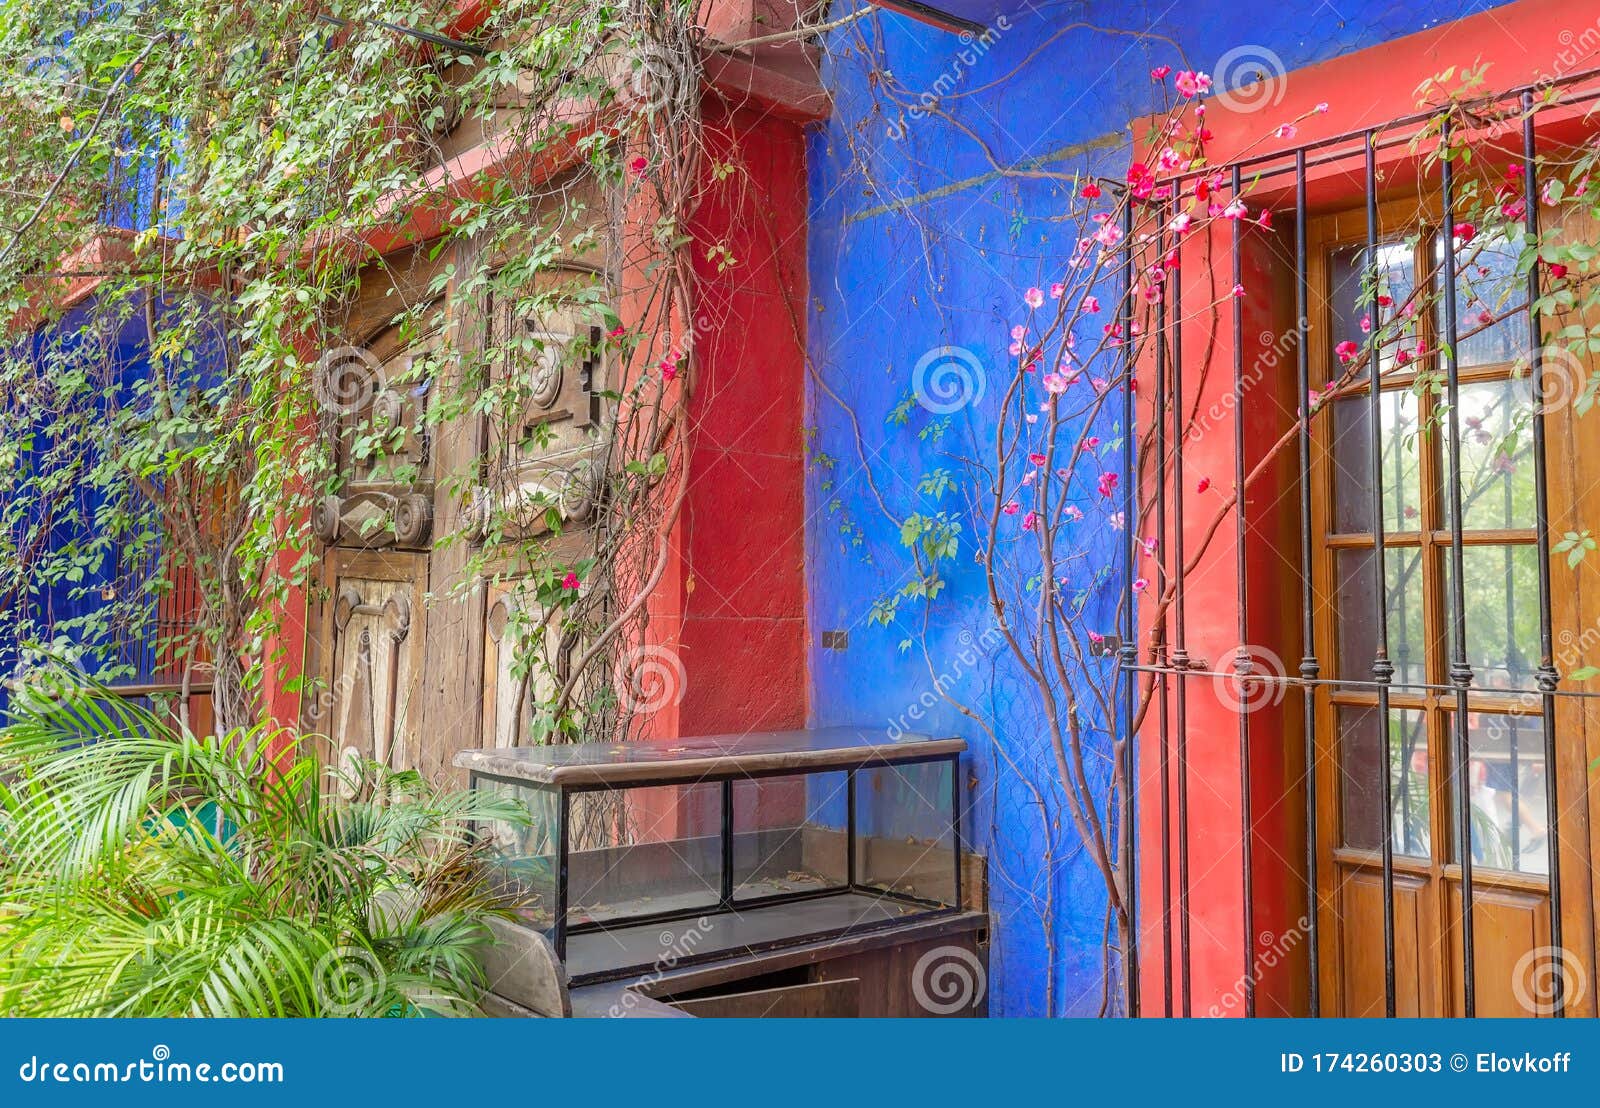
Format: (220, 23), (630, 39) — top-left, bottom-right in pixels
(1314, 224), (1553, 1016)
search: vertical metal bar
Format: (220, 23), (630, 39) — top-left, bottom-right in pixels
(555, 786), (570, 961)
(1364, 132), (1399, 1018)
(1155, 221), (1174, 1019)
(846, 768), (858, 889)
(1230, 164), (1257, 1018)
(1522, 92), (1565, 1016)
(1171, 209), (1193, 1019)
(1440, 114), (1477, 1017)
(950, 754), (964, 911)
(720, 778), (735, 908)
(1120, 197), (1142, 1018)
(1295, 149), (1322, 1017)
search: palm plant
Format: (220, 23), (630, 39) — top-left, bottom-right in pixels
(0, 691), (528, 1017)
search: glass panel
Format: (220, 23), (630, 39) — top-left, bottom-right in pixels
(1441, 377), (1535, 531)
(1330, 390), (1422, 534)
(855, 760), (957, 907)
(1443, 544), (1540, 691)
(1339, 705), (1430, 858)
(1329, 242), (1418, 381)
(477, 777), (560, 937)
(1335, 546), (1426, 690)
(732, 771), (848, 899)
(1449, 712), (1550, 874)
(565, 783), (722, 926)
(1436, 231), (1526, 369)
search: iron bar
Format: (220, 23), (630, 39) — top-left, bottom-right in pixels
(720, 778), (735, 908)
(555, 787), (571, 961)
(1364, 132), (1400, 1018)
(951, 754), (965, 914)
(1440, 114), (1478, 1017)
(847, 769), (858, 888)
(1523, 92), (1566, 1017)
(1170, 207), (1193, 1018)
(1155, 221), (1175, 1019)
(1120, 198), (1142, 1018)
(1230, 164), (1257, 1018)
(1295, 148), (1322, 1017)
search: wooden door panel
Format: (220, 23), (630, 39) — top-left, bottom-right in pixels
(1336, 867), (1430, 1016)
(308, 551), (427, 781)
(1444, 881), (1551, 1017)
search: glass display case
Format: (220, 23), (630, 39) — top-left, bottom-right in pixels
(457, 727), (966, 984)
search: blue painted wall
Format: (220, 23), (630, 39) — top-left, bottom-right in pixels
(805, 0), (1513, 1016)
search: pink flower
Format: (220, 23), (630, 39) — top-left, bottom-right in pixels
(1315, 102), (1330, 113)
(1109, 511), (1126, 531)
(1080, 180), (1103, 199)
(1140, 537), (1158, 558)
(1151, 65), (1172, 80)
(1098, 472), (1119, 498)
(1025, 287), (1045, 308)
(1021, 510), (1039, 531)
(1231, 283), (1245, 298)
(1275, 123), (1298, 140)
(1094, 222), (1124, 247)
(608, 324), (627, 338)
(630, 157), (648, 178)
(562, 571), (581, 590)
(1256, 209), (1274, 229)
(1395, 349), (1412, 367)
(1083, 295), (1101, 313)
(1064, 505), (1084, 522)
(1550, 262), (1569, 279)
(1084, 436), (1101, 449)
(1050, 282), (1065, 299)
(1222, 198), (1247, 220)
(1042, 373), (1069, 395)
(1453, 221), (1477, 245)
(1335, 340), (1360, 364)
(1002, 501), (1020, 516)
(1132, 577), (1149, 592)
(1359, 314), (1372, 334)
(1028, 452), (1047, 466)
(1174, 70), (1211, 98)
(1196, 476), (1211, 493)
(1088, 630), (1105, 645)
(1168, 211), (1193, 234)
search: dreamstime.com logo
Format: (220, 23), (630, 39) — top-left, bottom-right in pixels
(911, 945), (986, 1014)
(17, 1045), (284, 1085)
(313, 945), (388, 1016)
(1212, 644), (1288, 714)
(912, 346), (986, 414)
(314, 345), (386, 416)
(618, 645), (687, 714)
(1511, 945), (1587, 1015)
(1517, 344), (1592, 416)
(4, 645), (91, 714)
(606, 916), (715, 1016)
(1211, 45), (1287, 113)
